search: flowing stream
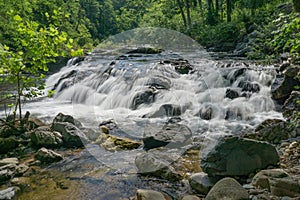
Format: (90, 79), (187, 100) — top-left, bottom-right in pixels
(10, 46), (283, 199)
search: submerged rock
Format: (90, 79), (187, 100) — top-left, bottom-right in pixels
(160, 59), (193, 74)
(205, 177), (249, 200)
(146, 76), (171, 90)
(30, 130), (63, 148)
(127, 47), (163, 54)
(135, 189), (171, 200)
(225, 88), (239, 99)
(51, 122), (88, 148)
(251, 169), (300, 197)
(143, 123), (192, 150)
(131, 88), (157, 110)
(189, 172), (214, 195)
(35, 148), (63, 164)
(238, 81), (260, 93)
(95, 133), (141, 151)
(147, 104), (184, 118)
(201, 136), (279, 177)
(135, 149), (182, 181)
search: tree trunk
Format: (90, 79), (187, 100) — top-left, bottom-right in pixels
(198, 0), (202, 10)
(226, 0), (232, 22)
(293, 0), (300, 12)
(176, 0), (187, 27)
(185, 0), (192, 27)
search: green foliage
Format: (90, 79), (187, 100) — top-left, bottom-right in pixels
(0, 11), (82, 121)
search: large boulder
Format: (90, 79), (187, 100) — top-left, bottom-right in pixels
(52, 113), (82, 128)
(51, 122), (88, 148)
(201, 136), (279, 177)
(251, 169), (300, 197)
(35, 148), (63, 164)
(135, 148), (182, 181)
(30, 130), (63, 148)
(0, 164), (17, 182)
(205, 177), (249, 200)
(143, 123), (192, 150)
(282, 91), (300, 119)
(135, 189), (171, 200)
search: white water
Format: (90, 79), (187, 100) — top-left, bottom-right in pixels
(14, 49), (282, 141)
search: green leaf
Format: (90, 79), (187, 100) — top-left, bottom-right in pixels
(13, 15), (22, 21)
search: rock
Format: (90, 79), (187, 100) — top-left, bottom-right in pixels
(52, 69), (77, 92)
(189, 172), (214, 194)
(254, 119), (284, 132)
(95, 133), (142, 151)
(0, 187), (20, 200)
(247, 121), (293, 144)
(227, 68), (246, 84)
(283, 67), (299, 78)
(201, 136), (279, 177)
(52, 113), (82, 128)
(0, 158), (19, 166)
(30, 130), (63, 148)
(51, 122), (88, 148)
(135, 149), (182, 181)
(197, 104), (219, 120)
(147, 104), (184, 118)
(205, 177), (249, 200)
(127, 47), (163, 54)
(10, 177), (31, 191)
(225, 88), (240, 99)
(0, 137), (19, 154)
(0, 164), (16, 182)
(15, 164), (29, 176)
(35, 148), (63, 164)
(143, 123), (192, 150)
(0, 125), (13, 138)
(146, 76), (171, 89)
(135, 189), (171, 200)
(131, 88), (157, 110)
(238, 81), (260, 93)
(26, 117), (46, 130)
(181, 195), (201, 200)
(251, 169), (300, 197)
(271, 75), (300, 104)
(282, 91), (300, 119)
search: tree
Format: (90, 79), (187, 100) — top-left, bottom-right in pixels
(0, 11), (82, 124)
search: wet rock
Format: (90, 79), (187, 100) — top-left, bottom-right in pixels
(0, 137), (19, 154)
(0, 187), (20, 200)
(35, 148), (63, 164)
(251, 169), (300, 197)
(30, 130), (63, 148)
(95, 133), (142, 151)
(238, 81), (260, 93)
(135, 149), (182, 181)
(247, 121), (293, 144)
(131, 88), (157, 110)
(180, 195), (201, 200)
(227, 68), (246, 83)
(52, 69), (77, 92)
(147, 104), (184, 118)
(0, 164), (17, 182)
(127, 47), (163, 54)
(282, 91), (300, 119)
(160, 59), (193, 74)
(51, 122), (88, 148)
(225, 88), (240, 99)
(225, 106), (250, 121)
(197, 104), (217, 120)
(146, 76), (171, 89)
(271, 75), (300, 104)
(52, 113), (82, 128)
(205, 177), (249, 200)
(143, 123), (192, 150)
(254, 119), (284, 132)
(189, 172), (214, 194)
(201, 136), (279, 177)
(135, 189), (171, 200)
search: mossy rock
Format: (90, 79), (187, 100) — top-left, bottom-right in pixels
(0, 137), (19, 154)
(96, 133), (141, 151)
